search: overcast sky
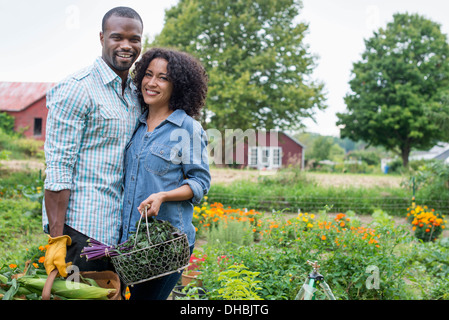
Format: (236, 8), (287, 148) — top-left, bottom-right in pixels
(2, 0), (449, 137)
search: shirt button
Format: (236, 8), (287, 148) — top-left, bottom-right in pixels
(160, 150), (164, 155)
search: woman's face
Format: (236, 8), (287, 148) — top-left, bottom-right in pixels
(141, 58), (173, 109)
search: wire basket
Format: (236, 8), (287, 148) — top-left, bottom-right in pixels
(111, 212), (190, 286)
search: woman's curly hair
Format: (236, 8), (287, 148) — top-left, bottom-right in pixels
(132, 47), (208, 118)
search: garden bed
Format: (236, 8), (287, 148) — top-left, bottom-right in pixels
(1, 167), (448, 300)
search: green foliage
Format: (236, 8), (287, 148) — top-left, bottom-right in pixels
(337, 13), (449, 167)
(405, 239), (449, 299)
(201, 242), (305, 300)
(0, 170), (44, 201)
(406, 161), (449, 200)
(307, 136), (339, 161)
(371, 209), (396, 228)
(200, 210), (417, 300)
(206, 218), (254, 248)
(0, 198), (46, 266)
(346, 149), (381, 166)
(212, 264), (263, 300)
(150, 0), (325, 131)
(0, 128), (44, 160)
(0, 112), (14, 132)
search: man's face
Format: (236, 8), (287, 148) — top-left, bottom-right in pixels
(100, 15), (143, 77)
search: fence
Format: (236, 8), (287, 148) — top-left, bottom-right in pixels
(206, 192), (449, 216)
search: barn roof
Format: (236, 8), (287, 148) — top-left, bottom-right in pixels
(0, 82), (55, 112)
(282, 132), (306, 149)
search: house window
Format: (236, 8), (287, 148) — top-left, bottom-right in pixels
(261, 148), (270, 166)
(34, 118), (42, 136)
(272, 147), (281, 167)
(249, 147), (258, 166)
(248, 147), (282, 169)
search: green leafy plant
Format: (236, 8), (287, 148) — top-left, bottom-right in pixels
(206, 217), (254, 248)
(211, 264), (263, 300)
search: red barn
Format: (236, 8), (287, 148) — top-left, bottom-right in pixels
(225, 130), (305, 170)
(0, 82), (55, 141)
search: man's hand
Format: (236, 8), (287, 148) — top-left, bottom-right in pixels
(44, 235), (72, 278)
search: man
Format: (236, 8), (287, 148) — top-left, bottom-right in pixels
(43, 7), (143, 277)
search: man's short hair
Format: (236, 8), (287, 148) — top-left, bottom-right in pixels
(102, 7), (143, 32)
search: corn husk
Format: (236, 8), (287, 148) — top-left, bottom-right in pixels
(17, 276), (116, 300)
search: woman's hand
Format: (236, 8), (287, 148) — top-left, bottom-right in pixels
(138, 192), (166, 217)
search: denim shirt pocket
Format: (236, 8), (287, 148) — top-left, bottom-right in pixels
(144, 143), (173, 176)
(99, 105), (122, 138)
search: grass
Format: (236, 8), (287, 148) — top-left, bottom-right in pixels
(0, 198), (47, 266)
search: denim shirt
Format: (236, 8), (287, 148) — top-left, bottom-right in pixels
(120, 109), (211, 246)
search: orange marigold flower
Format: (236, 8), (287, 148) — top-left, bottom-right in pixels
(38, 256), (45, 263)
(33, 263), (39, 268)
(321, 235), (326, 241)
(9, 264), (17, 269)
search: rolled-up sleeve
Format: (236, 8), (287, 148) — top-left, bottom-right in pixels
(181, 124), (211, 205)
(44, 79), (88, 191)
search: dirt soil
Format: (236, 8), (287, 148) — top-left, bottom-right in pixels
(210, 168), (404, 189)
(0, 160), (45, 172)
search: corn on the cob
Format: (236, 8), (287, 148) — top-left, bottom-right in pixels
(0, 274), (8, 284)
(18, 276), (115, 300)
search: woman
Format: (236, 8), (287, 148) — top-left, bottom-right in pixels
(120, 47), (211, 300)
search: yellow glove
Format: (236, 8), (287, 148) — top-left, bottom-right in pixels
(44, 235), (72, 278)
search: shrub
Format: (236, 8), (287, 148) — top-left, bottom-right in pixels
(406, 199), (447, 242)
(0, 128), (44, 160)
(206, 218), (254, 247)
(0, 112), (14, 132)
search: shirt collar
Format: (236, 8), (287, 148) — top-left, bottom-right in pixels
(94, 56), (132, 88)
(139, 109), (187, 127)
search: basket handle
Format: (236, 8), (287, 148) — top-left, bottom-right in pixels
(133, 205), (153, 248)
(42, 269), (58, 300)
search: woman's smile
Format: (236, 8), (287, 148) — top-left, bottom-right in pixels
(141, 58), (173, 108)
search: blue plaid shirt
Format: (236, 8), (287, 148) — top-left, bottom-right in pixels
(43, 57), (141, 246)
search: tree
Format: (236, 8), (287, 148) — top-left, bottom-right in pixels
(337, 13), (449, 167)
(0, 112), (14, 133)
(148, 0), (326, 131)
(310, 136), (334, 161)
